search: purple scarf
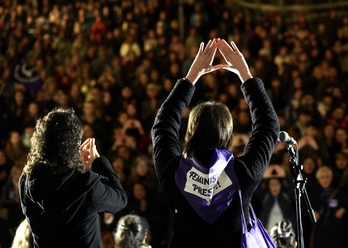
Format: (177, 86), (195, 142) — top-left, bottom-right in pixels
(175, 149), (238, 223)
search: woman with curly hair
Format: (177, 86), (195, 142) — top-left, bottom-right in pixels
(19, 108), (127, 248)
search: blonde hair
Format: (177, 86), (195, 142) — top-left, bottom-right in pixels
(315, 166), (333, 179)
(11, 219), (33, 248)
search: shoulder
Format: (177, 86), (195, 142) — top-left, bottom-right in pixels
(66, 171), (102, 190)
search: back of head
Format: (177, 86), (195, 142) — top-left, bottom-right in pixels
(25, 108), (83, 174)
(114, 214), (151, 248)
(270, 219), (296, 248)
(184, 101), (233, 154)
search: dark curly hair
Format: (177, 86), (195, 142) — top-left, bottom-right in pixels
(114, 214), (151, 248)
(24, 108), (83, 174)
(270, 219), (296, 248)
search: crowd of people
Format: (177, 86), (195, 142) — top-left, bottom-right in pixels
(1, 0), (348, 247)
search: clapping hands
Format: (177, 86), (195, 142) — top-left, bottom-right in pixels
(185, 38), (252, 85)
(80, 138), (100, 168)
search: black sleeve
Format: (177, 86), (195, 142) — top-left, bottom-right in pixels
(151, 79), (195, 186)
(90, 156), (128, 213)
(237, 77), (280, 188)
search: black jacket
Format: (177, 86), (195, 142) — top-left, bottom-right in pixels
(151, 78), (279, 248)
(258, 191), (296, 231)
(19, 156), (127, 248)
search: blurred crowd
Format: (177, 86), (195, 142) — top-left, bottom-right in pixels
(1, 0), (348, 247)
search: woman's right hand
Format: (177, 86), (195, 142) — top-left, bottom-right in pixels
(80, 138), (100, 167)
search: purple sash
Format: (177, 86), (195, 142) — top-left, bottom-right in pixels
(175, 149), (238, 223)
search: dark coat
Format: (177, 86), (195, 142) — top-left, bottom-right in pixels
(151, 78), (279, 248)
(309, 186), (348, 248)
(258, 191), (296, 230)
(19, 156), (127, 248)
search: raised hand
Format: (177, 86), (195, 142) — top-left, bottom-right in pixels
(80, 138), (100, 168)
(217, 39), (252, 83)
(185, 38), (223, 85)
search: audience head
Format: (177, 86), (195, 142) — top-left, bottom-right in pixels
(114, 214), (151, 248)
(316, 166), (333, 189)
(266, 177), (286, 197)
(270, 219), (297, 248)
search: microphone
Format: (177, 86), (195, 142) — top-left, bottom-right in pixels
(278, 131), (297, 145)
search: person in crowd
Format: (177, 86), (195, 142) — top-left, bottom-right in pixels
(80, 99), (110, 154)
(19, 108), (127, 247)
(0, 149), (10, 193)
(110, 155), (128, 189)
(257, 174), (296, 233)
(331, 151), (348, 187)
(299, 155), (319, 247)
(100, 212), (119, 248)
(1, 164), (25, 238)
(125, 180), (167, 248)
(151, 39), (279, 247)
(321, 123), (337, 165)
(270, 219), (297, 248)
(4, 131), (29, 166)
(81, 122), (104, 155)
(332, 127), (348, 155)
(114, 214), (152, 248)
(309, 166), (348, 248)
(6, 89), (29, 134)
(127, 155), (158, 197)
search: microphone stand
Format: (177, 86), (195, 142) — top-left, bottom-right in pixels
(286, 143), (316, 248)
